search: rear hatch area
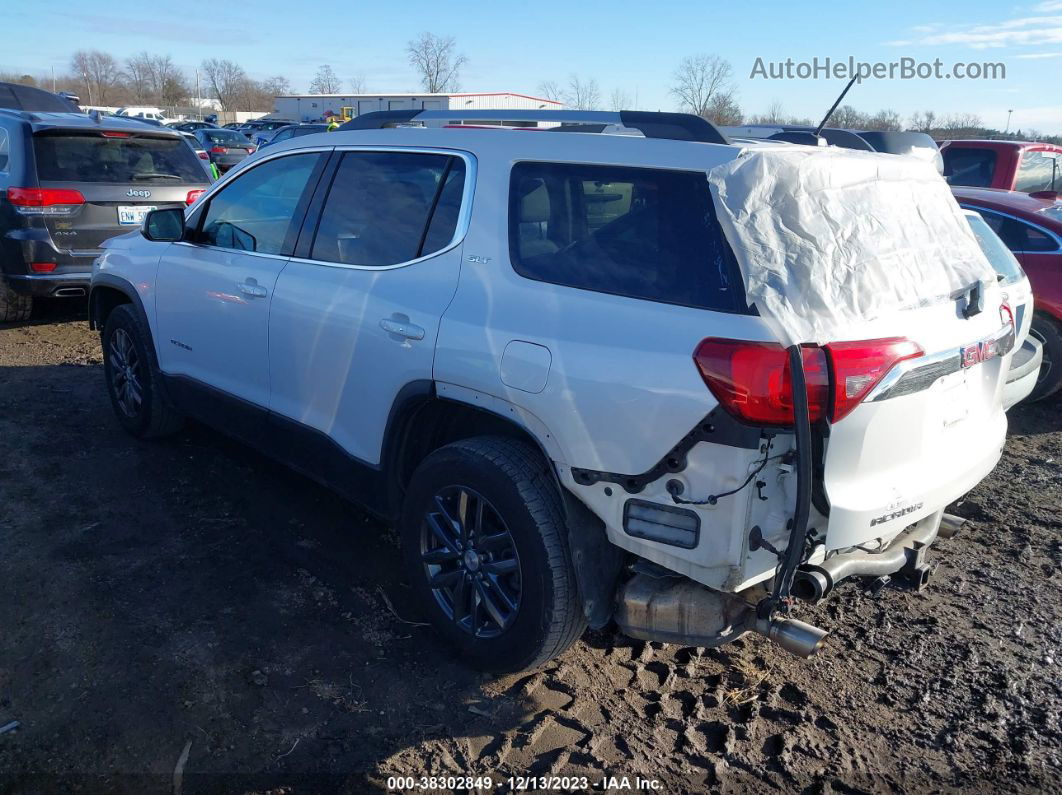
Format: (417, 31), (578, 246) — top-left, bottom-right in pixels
(31, 129), (207, 259)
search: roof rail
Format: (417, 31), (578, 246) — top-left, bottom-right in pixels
(339, 109), (729, 145)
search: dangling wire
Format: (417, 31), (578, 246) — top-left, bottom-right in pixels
(671, 440), (785, 506)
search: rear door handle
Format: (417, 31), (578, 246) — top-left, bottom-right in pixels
(380, 318), (425, 340)
(237, 279), (268, 298)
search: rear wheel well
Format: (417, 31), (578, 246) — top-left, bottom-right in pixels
(388, 397), (555, 498)
(89, 286), (132, 332)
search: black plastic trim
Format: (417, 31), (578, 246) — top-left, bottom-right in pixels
(570, 407), (762, 494)
(618, 111), (729, 144)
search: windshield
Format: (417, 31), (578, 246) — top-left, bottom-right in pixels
(34, 133), (205, 183)
(965, 213), (1026, 285)
(944, 147), (997, 187)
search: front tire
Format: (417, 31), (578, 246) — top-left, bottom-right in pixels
(102, 304), (184, 438)
(400, 437), (585, 673)
(1029, 313), (1062, 402)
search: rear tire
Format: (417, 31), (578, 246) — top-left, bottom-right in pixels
(399, 436), (585, 673)
(0, 281), (32, 323)
(1029, 313), (1062, 402)
(102, 304), (184, 438)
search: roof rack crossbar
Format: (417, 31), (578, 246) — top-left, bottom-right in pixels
(339, 109), (729, 144)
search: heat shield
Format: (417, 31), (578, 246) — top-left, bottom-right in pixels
(708, 146), (993, 346)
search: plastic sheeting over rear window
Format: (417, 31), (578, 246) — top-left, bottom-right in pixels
(707, 146), (995, 346)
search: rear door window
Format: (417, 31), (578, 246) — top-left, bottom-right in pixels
(508, 162), (748, 313)
(33, 133), (205, 183)
(310, 151), (466, 267)
(1014, 150), (1060, 193)
(201, 130), (250, 147)
(943, 147), (997, 187)
(0, 127), (9, 172)
(964, 213), (1025, 284)
(973, 208), (1060, 254)
(196, 152), (322, 255)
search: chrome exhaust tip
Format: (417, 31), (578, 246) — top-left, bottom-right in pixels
(754, 617), (829, 658)
(938, 513), (968, 539)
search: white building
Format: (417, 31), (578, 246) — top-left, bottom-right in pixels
(272, 92), (562, 123)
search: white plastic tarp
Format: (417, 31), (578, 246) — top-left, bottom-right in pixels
(708, 146), (994, 346)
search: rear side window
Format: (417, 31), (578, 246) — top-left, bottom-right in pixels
(943, 147), (997, 187)
(311, 152), (465, 267)
(0, 128), (8, 172)
(965, 213), (1025, 285)
(33, 133), (205, 183)
(197, 152), (322, 255)
(1014, 150), (1059, 193)
(508, 162), (748, 313)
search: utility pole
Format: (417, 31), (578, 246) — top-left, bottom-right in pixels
(51, 66), (55, 93)
(1005, 109), (1013, 135)
(196, 69), (201, 120)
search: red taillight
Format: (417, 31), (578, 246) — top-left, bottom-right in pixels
(185, 189), (205, 206)
(8, 187), (85, 216)
(246, 146), (256, 153)
(210, 145), (226, 154)
(198, 151), (209, 160)
(101, 131), (131, 138)
(30, 262), (56, 273)
(694, 337), (923, 427)
(825, 338), (923, 421)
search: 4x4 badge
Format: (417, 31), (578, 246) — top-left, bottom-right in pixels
(126, 188), (151, 198)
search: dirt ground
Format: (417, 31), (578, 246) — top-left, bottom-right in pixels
(1, 303), (1060, 794)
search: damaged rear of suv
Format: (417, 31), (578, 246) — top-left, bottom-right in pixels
(90, 109), (1011, 672)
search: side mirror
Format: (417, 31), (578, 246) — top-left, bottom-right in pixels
(142, 207), (185, 242)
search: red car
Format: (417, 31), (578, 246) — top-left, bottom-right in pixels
(953, 187), (1062, 400)
(942, 140), (1061, 194)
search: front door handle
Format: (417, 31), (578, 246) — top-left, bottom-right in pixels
(380, 318), (425, 340)
(237, 279), (267, 298)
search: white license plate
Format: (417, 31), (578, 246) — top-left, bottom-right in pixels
(118, 205), (157, 225)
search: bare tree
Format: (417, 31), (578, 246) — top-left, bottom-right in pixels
(71, 50), (121, 105)
(909, 110), (937, 132)
(406, 32), (467, 93)
(261, 76), (292, 97)
(829, 105), (868, 128)
(940, 113), (983, 136)
(865, 108), (903, 131)
(349, 75), (367, 94)
(749, 99), (787, 124)
(609, 88), (631, 112)
(536, 80), (563, 103)
(124, 53), (154, 104)
(565, 75), (601, 110)
(704, 93), (743, 126)
(201, 58), (247, 110)
(309, 65), (341, 94)
(670, 54), (732, 117)
(146, 55), (188, 107)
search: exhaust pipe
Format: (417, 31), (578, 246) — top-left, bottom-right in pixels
(938, 513), (967, 539)
(54, 287), (86, 297)
(753, 617), (829, 658)
(615, 573), (829, 659)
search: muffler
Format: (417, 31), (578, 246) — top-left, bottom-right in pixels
(615, 573), (828, 658)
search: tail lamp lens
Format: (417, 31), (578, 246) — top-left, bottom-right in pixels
(185, 189), (205, 205)
(210, 145), (226, 154)
(694, 337), (923, 426)
(8, 187), (85, 216)
(30, 262), (57, 273)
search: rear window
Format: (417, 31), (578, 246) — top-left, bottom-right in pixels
(33, 133), (205, 183)
(1014, 150), (1060, 193)
(965, 213), (1025, 285)
(508, 162), (748, 313)
(202, 130), (249, 145)
(943, 147), (997, 187)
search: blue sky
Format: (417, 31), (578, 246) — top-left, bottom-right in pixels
(5, 0), (1062, 133)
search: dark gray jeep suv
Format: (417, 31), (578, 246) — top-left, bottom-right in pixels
(0, 86), (209, 321)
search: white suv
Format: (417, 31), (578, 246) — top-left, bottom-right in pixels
(89, 110), (1014, 673)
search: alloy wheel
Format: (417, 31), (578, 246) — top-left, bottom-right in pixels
(109, 328), (143, 418)
(420, 485), (522, 638)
